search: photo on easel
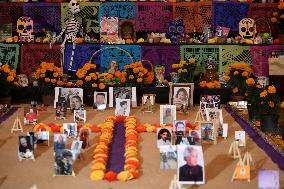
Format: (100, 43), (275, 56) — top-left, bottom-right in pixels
(18, 135), (35, 161)
(79, 128), (91, 149)
(74, 110), (86, 123)
(218, 123), (228, 138)
(94, 92), (107, 110)
(200, 95), (220, 109)
(63, 123), (77, 138)
(71, 140), (83, 160)
(54, 149), (74, 176)
(28, 131), (49, 146)
(235, 131), (246, 147)
(188, 129), (202, 145)
(142, 94), (155, 113)
(258, 170), (280, 189)
(160, 105), (176, 125)
(177, 145), (205, 184)
(55, 102), (67, 119)
(200, 121), (215, 143)
(159, 145), (177, 169)
(169, 83), (194, 110)
(54, 134), (67, 156)
(24, 107), (37, 125)
(109, 87), (137, 108)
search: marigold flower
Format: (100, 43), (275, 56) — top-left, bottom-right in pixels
(137, 78), (143, 83)
(133, 68), (139, 73)
(99, 83), (105, 90)
(138, 72), (144, 77)
(51, 79), (56, 83)
(57, 81), (64, 86)
(7, 76), (14, 82)
(40, 74), (45, 78)
(234, 71), (239, 75)
(281, 101), (284, 109)
(268, 101), (275, 108)
(273, 12), (278, 16)
(122, 72), (127, 77)
(224, 76), (230, 81)
(67, 82), (73, 87)
(281, 14), (284, 19)
(92, 83), (97, 88)
(246, 78), (255, 86)
(206, 82), (215, 89)
(199, 81), (207, 87)
(268, 85), (276, 94)
(242, 71), (248, 77)
(45, 78), (50, 83)
(76, 80), (83, 86)
(121, 77), (126, 83)
(85, 76), (92, 81)
(232, 87), (238, 93)
(260, 90), (267, 98)
(214, 81), (221, 88)
(114, 71), (122, 78)
(271, 17), (278, 23)
(129, 75), (134, 80)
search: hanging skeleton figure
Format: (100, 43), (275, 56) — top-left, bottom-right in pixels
(50, 0), (81, 71)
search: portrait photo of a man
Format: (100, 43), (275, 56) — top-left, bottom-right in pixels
(178, 145), (205, 184)
(94, 92), (107, 110)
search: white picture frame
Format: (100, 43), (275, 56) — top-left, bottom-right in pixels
(142, 94), (155, 113)
(160, 105), (176, 125)
(157, 127), (172, 147)
(94, 91), (107, 110)
(159, 145), (177, 169)
(109, 87), (137, 108)
(54, 87), (83, 110)
(18, 135), (35, 161)
(71, 140), (83, 160)
(74, 110), (86, 123)
(177, 145), (205, 185)
(199, 121), (216, 143)
(115, 98), (131, 116)
(222, 123), (228, 139)
(63, 123), (78, 138)
(235, 131), (246, 147)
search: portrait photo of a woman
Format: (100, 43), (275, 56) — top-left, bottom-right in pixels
(157, 128), (172, 146)
(178, 146), (205, 184)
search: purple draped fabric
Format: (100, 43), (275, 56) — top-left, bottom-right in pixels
(106, 121), (126, 173)
(0, 107), (19, 125)
(225, 106), (284, 171)
(141, 45), (180, 78)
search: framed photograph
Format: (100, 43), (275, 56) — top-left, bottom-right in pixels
(177, 145), (205, 184)
(159, 145), (177, 169)
(115, 98), (131, 116)
(258, 170), (279, 189)
(119, 19), (136, 41)
(74, 110), (86, 123)
(54, 134), (67, 155)
(157, 127), (172, 147)
(54, 87), (83, 110)
(71, 140), (83, 160)
(94, 92), (107, 110)
(55, 102), (67, 119)
(174, 131), (191, 145)
(160, 105), (176, 125)
(169, 83), (194, 108)
(54, 149), (74, 176)
(142, 94), (155, 113)
(218, 123), (228, 139)
(28, 131), (50, 146)
(109, 87), (137, 108)
(79, 128), (91, 149)
(173, 120), (186, 135)
(200, 95), (221, 110)
(235, 131), (246, 147)
(200, 121), (215, 142)
(188, 130), (202, 145)
(63, 123), (77, 138)
(24, 107), (37, 125)
(18, 136), (35, 161)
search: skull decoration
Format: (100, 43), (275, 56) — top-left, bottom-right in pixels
(167, 19), (184, 42)
(68, 0), (80, 14)
(17, 16), (33, 37)
(239, 18), (256, 39)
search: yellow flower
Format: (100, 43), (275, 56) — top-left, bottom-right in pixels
(260, 90), (267, 98)
(89, 73), (96, 78)
(199, 81), (207, 87)
(281, 101), (284, 109)
(45, 78), (50, 83)
(122, 72), (127, 77)
(138, 72), (144, 77)
(188, 58), (195, 64)
(66, 82), (73, 87)
(214, 81), (221, 88)
(268, 101), (275, 108)
(246, 78), (255, 86)
(225, 69), (231, 75)
(40, 69), (46, 74)
(273, 12), (278, 16)
(121, 77), (126, 83)
(137, 78), (143, 83)
(142, 69), (148, 74)
(85, 76), (92, 81)
(133, 68), (139, 73)
(7, 76), (14, 82)
(183, 69), (188, 72)
(232, 87), (238, 93)
(278, 2), (284, 9)
(40, 74), (45, 78)
(224, 76), (230, 81)
(84, 64), (91, 71)
(242, 71), (248, 77)
(53, 72), (59, 77)
(178, 69), (182, 74)
(99, 83), (105, 90)
(92, 83), (97, 88)
(268, 85), (276, 94)
(129, 75), (134, 80)
(76, 80), (83, 86)
(234, 71), (239, 75)
(57, 81), (64, 86)
(51, 79), (56, 83)
(271, 17), (277, 23)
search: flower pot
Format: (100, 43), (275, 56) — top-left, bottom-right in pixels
(260, 114), (278, 134)
(231, 95), (245, 102)
(42, 95), (54, 106)
(0, 96), (12, 108)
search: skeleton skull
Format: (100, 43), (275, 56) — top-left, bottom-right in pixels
(68, 0), (80, 14)
(239, 18), (256, 39)
(17, 16), (33, 37)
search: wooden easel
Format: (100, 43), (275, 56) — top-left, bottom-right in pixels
(169, 174), (184, 189)
(194, 109), (205, 123)
(242, 152), (254, 170)
(231, 159), (250, 182)
(228, 140), (241, 159)
(11, 116), (23, 133)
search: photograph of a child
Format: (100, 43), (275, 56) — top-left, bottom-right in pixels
(159, 145), (177, 169)
(160, 105), (176, 125)
(115, 98), (131, 116)
(200, 122), (214, 141)
(188, 130), (201, 145)
(54, 134), (67, 156)
(74, 110), (86, 122)
(177, 145), (205, 184)
(18, 136), (34, 160)
(24, 107), (37, 125)
(173, 87), (190, 107)
(55, 102), (67, 118)
(54, 149), (73, 176)
(142, 95), (155, 112)
(71, 140), (83, 160)
(94, 92), (107, 110)
(55, 87), (83, 110)
(63, 123), (77, 138)
(157, 128), (172, 146)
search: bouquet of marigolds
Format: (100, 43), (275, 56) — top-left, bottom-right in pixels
(224, 63), (252, 96)
(122, 61), (154, 88)
(76, 62), (106, 95)
(35, 62), (63, 96)
(258, 85), (280, 115)
(0, 64), (17, 97)
(199, 80), (221, 89)
(172, 57), (196, 83)
(102, 71), (123, 86)
(245, 77), (262, 107)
